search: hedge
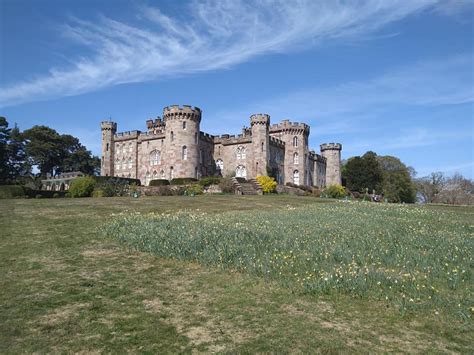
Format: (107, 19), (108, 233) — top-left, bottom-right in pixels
(198, 176), (222, 187)
(0, 185), (25, 199)
(92, 176), (141, 186)
(0, 185), (69, 199)
(149, 179), (170, 186)
(170, 178), (198, 185)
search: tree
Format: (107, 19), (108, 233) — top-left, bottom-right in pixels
(342, 151), (383, 193)
(415, 172), (446, 203)
(0, 117), (11, 183)
(433, 173), (473, 205)
(377, 155), (415, 203)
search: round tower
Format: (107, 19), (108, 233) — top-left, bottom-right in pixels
(250, 114), (270, 177)
(320, 143), (342, 186)
(163, 105), (201, 180)
(101, 121), (117, 176)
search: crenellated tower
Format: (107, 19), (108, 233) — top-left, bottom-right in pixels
(269, 120), (310, 185)
(250, 114), (270, 176)
(101, 121), (117, 176)
(320, 143), (342, 186)
(162, 105), (202, 179)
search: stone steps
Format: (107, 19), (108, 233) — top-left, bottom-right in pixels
(239, 182), (259, 195)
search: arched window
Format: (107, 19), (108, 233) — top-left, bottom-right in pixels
(116, 144), (121, 155)
(237, 146), (246, 159)
(106, 143), (109, 151)
(160, 170), (165, 179)
(261, 142), (264, 152)
(170, 131), (174, 142)
(152, 170), (158, 180)
(236, 165), (247, 178)
(150, 150), (160, 166)
(216, 159), (224, 172)
(115, 158), (120, 170)
(241, 147), (246, 159)
(145, 171), (151, 186)
(183, 121), (187, 130)
(182, 146), (188, 160)
(293, 152), (299, 165)
(293, 170), (300, 185)
(170, 167), (174, 180)
(128, 143), (132, 152)
(128, 158), (132, 169)
(293, 136), (298, 147)
(122, 158), (126, 170)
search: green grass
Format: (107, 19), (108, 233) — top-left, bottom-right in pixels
(1, 195), (473, 353)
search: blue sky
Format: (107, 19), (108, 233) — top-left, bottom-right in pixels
(1, 0), (473, 178)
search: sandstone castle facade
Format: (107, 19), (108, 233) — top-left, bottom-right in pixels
(101, 105), (342, 187)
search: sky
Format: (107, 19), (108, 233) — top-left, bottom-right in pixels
(1, 0), (473, 178)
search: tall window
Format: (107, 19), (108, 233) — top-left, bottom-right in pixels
(153, 170), (158, 180)
(122, 158), (126, 170)
(106, 143), (109, 151)
(216, 159), (224, 172)
(293, 152), (299, 165)
(261, 142), (264, 152)
(182, 146), (188, 160)
(115, 158), (120, 169)
(237, 146), (246, 159)
(145, 172), (151, 186)
(293, 136), (298, 147)
(183, 121), (187, 130)
(236, 165), (247, 178)
(160, 170), (165, 179)
(128, 158), (132, 169)
(150, 150), (160, 166)
(170, 166), (174, 180)
(171, 131), (174, 142)
(129, 143), (132, 152)
(293, 170), (300, 185)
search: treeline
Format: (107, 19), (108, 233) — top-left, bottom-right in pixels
(0, 117), (100, 187)
(342, 151), (473, 205)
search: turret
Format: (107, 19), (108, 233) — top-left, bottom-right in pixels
(250, 114), (270, 176)
(320, 143), (342, 186)
(163, 105), (202, 179)
(101, 121), (117, 176)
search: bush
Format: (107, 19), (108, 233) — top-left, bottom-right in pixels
(199, 176), (221, 187)
(219, 177), (235, 193)
(93, 176), (141, 186)
(256, 175), (277, 194)
(170, 178), (198, 185)
(101, 178), (130, 197)
(69, 176), (96, 198)
(92, 189), (104, 198)
(186, 184), (204, 195)
(53, 193), (60, 198)
(149, 179), (170, 186)
(35, 194), (42, 199)
(311, 188), (322, 197)
(323, 184), (347, 199)
(0, 185), (25, 199)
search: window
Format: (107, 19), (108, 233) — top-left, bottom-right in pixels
(182, 146), (188, 160)
(106, 143), (109, 151)
(170, 167), (174, 180)
(293, 136), (298, 147)
(122, 158), (126, 170)
(293, 170), (300, 185)
(183, 121), (187, 130)
(236, 165), (247, 178)
(129, 143), (132, 152)
(237, 146), (246, 159)
(171, 131), (174, 142)
(216, 159), (224, 172)
(293, 152), (299, 165)
(128, 158), (132, 169)
(153, 170), (158, 180)
(160, 170), (165, 179)
(145, 172), (151, 186)
(150, 150), (160, 166)
(115, 158), (120, 169)
(261, 142), (264, 152)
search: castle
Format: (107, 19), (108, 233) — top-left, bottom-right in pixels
(101, 105), (342, 187)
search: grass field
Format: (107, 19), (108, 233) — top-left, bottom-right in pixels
(1, 195), (473, 353)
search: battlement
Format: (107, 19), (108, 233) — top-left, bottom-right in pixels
(101, 121), (117, 131)
(163, 105), (202, 122)
(269, 119), (309, 135)
(269, 136), (285, 148)
(146, 116), (165, 130)
(199, 131), (215, 142)
(114, 130), (140, 140)
(320, 143), (342, 151)
(250, 113), (270, 127)
(213, 134), (252, 145)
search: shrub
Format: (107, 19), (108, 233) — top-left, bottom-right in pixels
(170, 178), (198, 185)
(53, 193), (60, 198)
(199, 176), (221, 187)
(101, 178), (130, 197)
(219, 177), (235, 193)
(92, 189), (104, 198)
(311, 188), (322, 197)
(35, 194), (43, 199)
(149, 179), (170, 186)
(0, 185), (25, 199)
(69, 176), (96, 198)
(186, 184), (204, 195)
(323, 184), (347, 199)
(65, 192), (71, 198)
(256, 175), (277, 194)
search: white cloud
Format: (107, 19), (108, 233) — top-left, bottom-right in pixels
(0, 0), (443, 107)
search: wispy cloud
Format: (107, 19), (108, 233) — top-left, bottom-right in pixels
(0, 0), (450, 107)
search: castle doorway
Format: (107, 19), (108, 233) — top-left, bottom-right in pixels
(293, 170), (299, 185)
(236, 165), (247, 179)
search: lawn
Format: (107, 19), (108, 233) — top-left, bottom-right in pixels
(1, 195), (472, 353)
